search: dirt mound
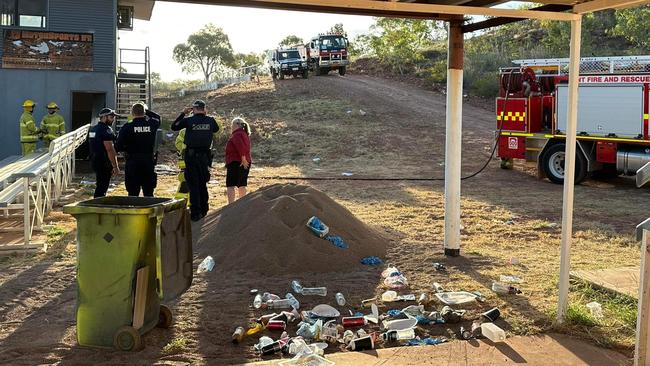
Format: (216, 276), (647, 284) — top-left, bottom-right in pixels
(196, 184), (388, 274)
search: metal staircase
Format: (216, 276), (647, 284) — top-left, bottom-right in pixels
(115, 47), (151, 132)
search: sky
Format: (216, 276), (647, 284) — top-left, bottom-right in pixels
(118, 2), (376, 81)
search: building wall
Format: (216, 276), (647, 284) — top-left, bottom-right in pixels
(0, 0), (118, 157)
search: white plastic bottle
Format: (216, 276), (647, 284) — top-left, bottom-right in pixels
(382, 328), (416, 342)
(481, 323), (506, 342)
(197, 256), (215, 273)
(301, 287), (327, 296)
(253, 294), (263, 309)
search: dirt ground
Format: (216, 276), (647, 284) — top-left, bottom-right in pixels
(0, 74), (647, 365)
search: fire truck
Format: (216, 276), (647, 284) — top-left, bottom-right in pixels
(306, 32), (350, 76)
(496, 56), (650, 187)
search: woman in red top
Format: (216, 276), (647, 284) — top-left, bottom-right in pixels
(225, 117), (252, 204)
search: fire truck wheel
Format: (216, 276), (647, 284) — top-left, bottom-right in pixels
(338, 66), (347, 76)
(541, 143), (588, 185)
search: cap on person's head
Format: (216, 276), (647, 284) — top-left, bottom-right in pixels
(135, 100), (148, 110)
(98, 108), (117, 117)
(192, 100), (206, 109)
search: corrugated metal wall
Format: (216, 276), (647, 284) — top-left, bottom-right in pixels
(0, 0), (118, 157)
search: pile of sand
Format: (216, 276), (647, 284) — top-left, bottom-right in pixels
(196, 184), (388, 274)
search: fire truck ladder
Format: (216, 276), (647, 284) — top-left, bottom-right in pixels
(116, 47), (152, 132)
(512, 55), (650, 75)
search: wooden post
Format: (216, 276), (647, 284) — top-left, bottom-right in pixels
(556, 15), (582, 324)
(636, 229), (650, 366)
(444, 19), (464, 257)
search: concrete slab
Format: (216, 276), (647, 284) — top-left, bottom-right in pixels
(242, 334), (629, 366)
(571, 267), (639, 299)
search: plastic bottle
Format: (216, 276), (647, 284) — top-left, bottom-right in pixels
(499, 275), (523, 284)
(286, 293), (300, 309)
(253, 294), (263, 309)
(382, 328), (416, 342)
(335, 292), (346, 306)
(291, 280), (303, 294)
(586, 302), (603, 319)
(197, 256), (215, 273)
(266, 299), (294, 309)
(231, 326), (245, 344)
(481, 323), (506, 342)
(433, 282), (445, 293)
(491, 281), (521, 294)
(261, 340), (283, 356)
(418, 293), (429, 305)
(301, 287), (327, 296)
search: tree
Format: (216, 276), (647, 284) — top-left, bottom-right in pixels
(233, 53), (263, 68)
(279, 35), (303, 47)
(173, 24), (235, 82)
(330, 23), (346, 35)
(614, 5), (650, 52)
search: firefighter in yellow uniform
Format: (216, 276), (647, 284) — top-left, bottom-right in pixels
(175, 128), (190, 204)
(19, 100), (40, 155)
(40, 102), (66, 148)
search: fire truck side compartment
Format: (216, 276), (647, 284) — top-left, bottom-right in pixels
(556, 84), (644, 138)
(498, 136), (526, 159)
(496, 98), (527, 132)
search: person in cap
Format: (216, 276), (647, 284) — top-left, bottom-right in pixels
(19, 100), (40, 155)
(170, 100), (220, 221)
(40, 102), (66, 148)
(89, 108), (120, 198)
(115, 103), (161, 197)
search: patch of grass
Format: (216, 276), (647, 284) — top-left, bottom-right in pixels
(46, 226), (67, 243)
(161, 336), (189, 355)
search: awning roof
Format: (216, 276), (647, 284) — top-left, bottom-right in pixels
(119, 0), (156, 20)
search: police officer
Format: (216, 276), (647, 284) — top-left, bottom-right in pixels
(40, 102), (66, 148)
(171, 100), (219, 221)
(89, 108), (120, 198)
(19, 100), (40, 155)
(115, 102), (161, 197)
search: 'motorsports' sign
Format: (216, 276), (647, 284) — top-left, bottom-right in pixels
(578, 75), (650, 84)
(2, 30), (93, 71)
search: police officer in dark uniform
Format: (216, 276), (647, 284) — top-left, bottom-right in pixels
(171, 100), (219, 221)
(115, 103), (161, 197)
(89, 108), (120, 198)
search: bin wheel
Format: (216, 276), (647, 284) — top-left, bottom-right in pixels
(158, 304), (173, 329)
(113, 325), (143, 351)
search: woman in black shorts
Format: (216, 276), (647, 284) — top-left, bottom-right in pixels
(225, 117), (252, 204)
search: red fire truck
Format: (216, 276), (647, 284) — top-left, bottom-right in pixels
(496, 56), (650, 187)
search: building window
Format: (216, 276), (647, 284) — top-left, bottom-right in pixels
(0, 0), (47, 28)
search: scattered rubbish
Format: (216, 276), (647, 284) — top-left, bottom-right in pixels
(267, 319), (286, 331)
(291, 280), (327, 296)
(387, 309), (402, 318)
(401, 305), (425, 318)
(342, 172), (354, 177)
(278, 354), (334, 366)
(425, 311), (444, 324)
(155, 164), (178, 175)
(364, 304), (379, 324)
(433, 262), (446, 271)
(460, 326), (473, 340)
(383, 317), (418, 331)
(197, 256), (215, 273)
(267, 293), (300, 310)
(253, 293), (263, 309)
(250, 289), (258, 294)
(500, 275), (523, 284)
(255, 336), (274, 351)
(435, 291), (479, 305)
(383, 266), (408, 289)
(261, 340), (284, 356)
(310, 304), (340, 318)
(79, 180), (96, 186)
(296, 320), (323, 339)
(382, 328), (416, 342)
(361, 256), (383, 266)
(349, 335), (374, 351)
(342, 316), (367, 327)
(325, 235), (348, 249)
(359, 109), (367, 116)
(508, 257), (521, 265)
(381, 290), (398, 302)
(320, 320), (339, 342)
(440, 306), (465, 324)
(231, 326), (245, 344)
(382, 266), (400, 277)
(361, 297), (377, 308)
(548, 222), (559, 228)
(504, 220), (515, 225)
(481, 323), (506, 343)
(342, 330), (354, 344)
(306, 216), (329, 238)
(208, 180), (219, 185)
(472, 291), (486, 303)
(586, 301), (604, 319)
(482, 307), (501, 322)
(335, 292), (346, 306)
(492, 281), (522, 294)
(312, 157), (321, 163)
(432, 282), (445, 293)
(407, 337), (448, 346)
(346, 110), (353, 115)
(418, 293), (429, 305)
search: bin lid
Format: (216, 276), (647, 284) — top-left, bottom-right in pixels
(64, 196), (186, 215)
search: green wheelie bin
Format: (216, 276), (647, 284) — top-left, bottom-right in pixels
(63, 197), (193, 351)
